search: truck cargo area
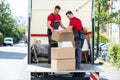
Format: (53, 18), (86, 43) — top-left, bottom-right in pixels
(27, 63), (100, 80)
(27, 64), (100, 72)
(28, 0), (101, 79)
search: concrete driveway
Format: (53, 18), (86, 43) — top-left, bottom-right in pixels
(0, 46), (30, 80)
(95, 60), (120, 80)
(0, 46), (120, 80)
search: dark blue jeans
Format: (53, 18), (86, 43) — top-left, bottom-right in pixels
(75, 38), (84, 68)
(47, 29), (58, 63)
(74, 30), (85, 69)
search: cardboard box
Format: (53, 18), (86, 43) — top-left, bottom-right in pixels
(72, 37), (75, 47)
(52, 30), (73, 42)
(51, 47), (75, 59)
(51, 59), (75, 71)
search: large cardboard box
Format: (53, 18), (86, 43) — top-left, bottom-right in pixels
(51, 59), (75, 71)
(72, 37), (75, 47)
(52, 30), (73, 42)
(51, 47), (75, 59)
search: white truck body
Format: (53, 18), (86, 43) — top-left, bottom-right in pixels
(28, 0), (100, 79)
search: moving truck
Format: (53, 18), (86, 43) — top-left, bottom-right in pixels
(27, 0), (100, 80)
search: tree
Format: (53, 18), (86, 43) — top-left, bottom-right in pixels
(95, 0), (118, 57)
(94, 32), (109, 43)
(95, 0), (110, 57)
(0, 32), (3, 45)
(0, 0), (26, 43)
(0, 0), (15, 37)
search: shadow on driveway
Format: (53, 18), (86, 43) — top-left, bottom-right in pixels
(0, 51), (27, 59)
(100, 78), (109, 80)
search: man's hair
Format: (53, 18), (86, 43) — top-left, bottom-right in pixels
(55, 5), (61, 10)
(66, 11), (73, 15)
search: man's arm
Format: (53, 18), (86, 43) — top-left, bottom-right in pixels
(86, 34), (90, 44)
(60, 21), (66, 29)
(59, 26), (73, 33)
(47, 21), (53, 32)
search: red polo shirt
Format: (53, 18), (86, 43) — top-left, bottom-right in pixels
(69, 17), (83, 31)
(47, 13), (61, 27)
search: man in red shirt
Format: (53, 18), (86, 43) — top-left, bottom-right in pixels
(47, 5), (66, 63)
(59, 11), (85, 69)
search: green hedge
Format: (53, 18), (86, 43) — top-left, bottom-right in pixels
(109, 43), (120, 68)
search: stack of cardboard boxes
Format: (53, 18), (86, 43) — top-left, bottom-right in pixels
(51, 30), (75, 71)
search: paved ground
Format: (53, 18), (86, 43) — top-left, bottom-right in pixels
(0, 45), (120, 80)
(0, 46), (30, 80)
(95, 60), (120, 80)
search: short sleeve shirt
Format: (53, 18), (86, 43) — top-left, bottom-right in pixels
(69, 17), (83, 31)
(47, 13), (61, 27)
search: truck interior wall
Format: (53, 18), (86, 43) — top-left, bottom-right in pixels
(32, 0), (89, 10)
(30, 37), (48, 46)
(30, 0), (92, 44)
(29, 0), (93, 63)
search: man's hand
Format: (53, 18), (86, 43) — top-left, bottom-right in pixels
(50, 27), (54, 32)
(60, 21), (66, 29)
(58, 26), (72, 33)
(63, 27), (66, 29)
(58, 30), (63, 33)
